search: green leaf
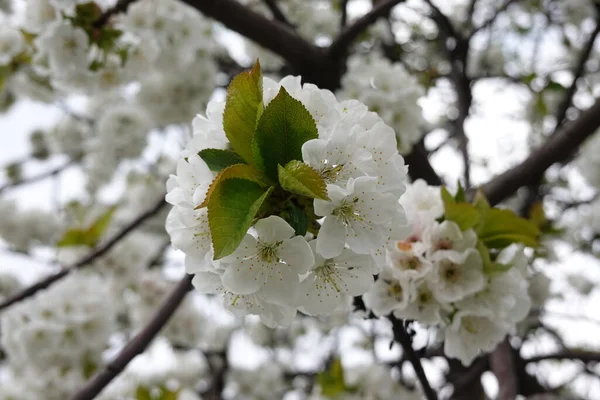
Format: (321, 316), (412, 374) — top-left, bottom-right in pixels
(208, 178), (274, 259)
(277, 160), (329, 200)
(196, 163), (269, 209)
(444, 202), (480, 231)
(198, 148), (246, 171)
(317, 358), (347, 397)
(454, 182), (466, 203)
(135, 387), (152, 400)
(282, 203), (308, 236)
(440, 186), (455, 205)
(58, 206), (116, 248)
(222, 60), (263, 163)
(253, 87), (318, 180)
(477, 240), (512, 274)
(478, 208), (539, 249)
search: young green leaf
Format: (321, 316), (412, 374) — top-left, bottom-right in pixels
(277, 160), (329, 200)
(253, 87), (318, 180)
(478, 208), (540, 249)
(444, 202), (480, 231)
(440, 186), (456, 205)
(454, 182), (466, 202)
(196, 163), (269, 209)
(477, 240), (512, 274)
(208, 178), (274, 259)
(222, 60), (263, 163)
(57, 206), (116, 248)
(317, 358), (347, 397)
(198, 148), (246, 171)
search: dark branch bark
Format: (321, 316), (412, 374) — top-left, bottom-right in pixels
(262, 0), (293, 27)
(490, 339), (518, 400)
(482, 98), (600, 206)
(70, 274), (194, 400)
(390, 317), (438, 400)
(404, 142), (443, 186)
(180, 0), (337, 87)
(329, 0), (406, 59)
(524, 350), (600, 364)
(93, 0), (138, 28)
(553, 16), (600, 128)
(0, 198), (167, 312)
(0, 161), (73, 195)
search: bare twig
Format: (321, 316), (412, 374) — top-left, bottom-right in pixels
(470, 0), (520, 36)
(329, 0), (406, 59)
(262, 0), (293, 27)
(553, 16), (600, 128)
(70, 274), (194, 400)
(93, 0), (138, 28)
(340, 0), (349, 29)
(0, 161), (73, 195)
(390, 317), (438, 400)
(481, 98), (600, 206)
(490, 339), (518, 400)
(0, 198), (167, 312)
(524, 350), (600, 364)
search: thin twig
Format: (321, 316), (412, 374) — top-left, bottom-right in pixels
(0, 161), (73, 195)
(524, 350), (600, 364)
(93, 0), (139, 28)
(0, 198), (167, 312)
(329, 0), (406, 58)
(470, 0), (520, 37)
(262, 0), (294, 27)
(340, 0), (349, 29)
(390, 317), (438, 400)
(481, 97), (600, 206)
(70, 274), (194, 400)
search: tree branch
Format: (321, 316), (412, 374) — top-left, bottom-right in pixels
(0, 197), (167, 312)
(490, 339), (518, 400)
(0, 161), (73, 195)
(524, 350), (600, 364)
(390, 317), (438, 400)
(470, 0), (520, 37)
(93, 0), (138, 28)
(481, 97), (600, 206)
(404, 142), (444, 186)
(329, 0), (406, 59)
(70, 274), (194, 400)
(262, 0), (293, 27)
(553, 16), (600, 128)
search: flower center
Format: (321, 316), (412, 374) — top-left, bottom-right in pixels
(321, 163), (344, 183)
(314, 262), (341, 293)
(258, 241), (282, 263)
(435, 238), (453, 251)
(442, 262), (460, 282)
(332, 197), (362, 226)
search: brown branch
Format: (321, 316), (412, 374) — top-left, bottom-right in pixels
(524, 350), (600, 364)
(405, 142), (444, 186)
(470, 0), (520, 37)
(329, 0), (406, 59)
(490, 339), (518, 400)
(93, 0), (138, 28)
(262, 0), (293, 27)
(554, 16), (600, 128)
(0, 161), (73, 195)
(180, 0), (335, 87)
(481, 98), (600, 206)
(390, 317), (438, 400)
(70, 274), (194, 400)
(0, 197), (167, 312)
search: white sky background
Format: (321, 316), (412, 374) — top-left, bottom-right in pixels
(1, 0), (600, 397)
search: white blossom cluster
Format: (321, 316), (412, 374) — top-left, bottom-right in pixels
(576, 131), (600, 189)
(0, 273), (117, 399)
(362, 180), (532, 365)
(0, 24), (24, 66)
(167, 75), (409, 327)
(338, 54), (425, 154)
(0, 197), (63, 251)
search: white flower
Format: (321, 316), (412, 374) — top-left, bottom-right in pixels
(38, 21), (89, 72)
(386, 240), (432, 281)
(393, 281), (443, 325)
(423, 221), (477, 254)
(362, 270), (414, 317)
(399, 179), (445, 228)
(298, 242), (374, 316)
(314, 176), (402, 258)
(0, 25), (24, 65)
(220, 216), (314, 306)
(444, 310), (507, 366)
(95, 103), (152, 159)
(429, 249), (485, 302)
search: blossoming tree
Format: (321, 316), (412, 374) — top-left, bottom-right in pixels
(1, 0), (600, 399)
